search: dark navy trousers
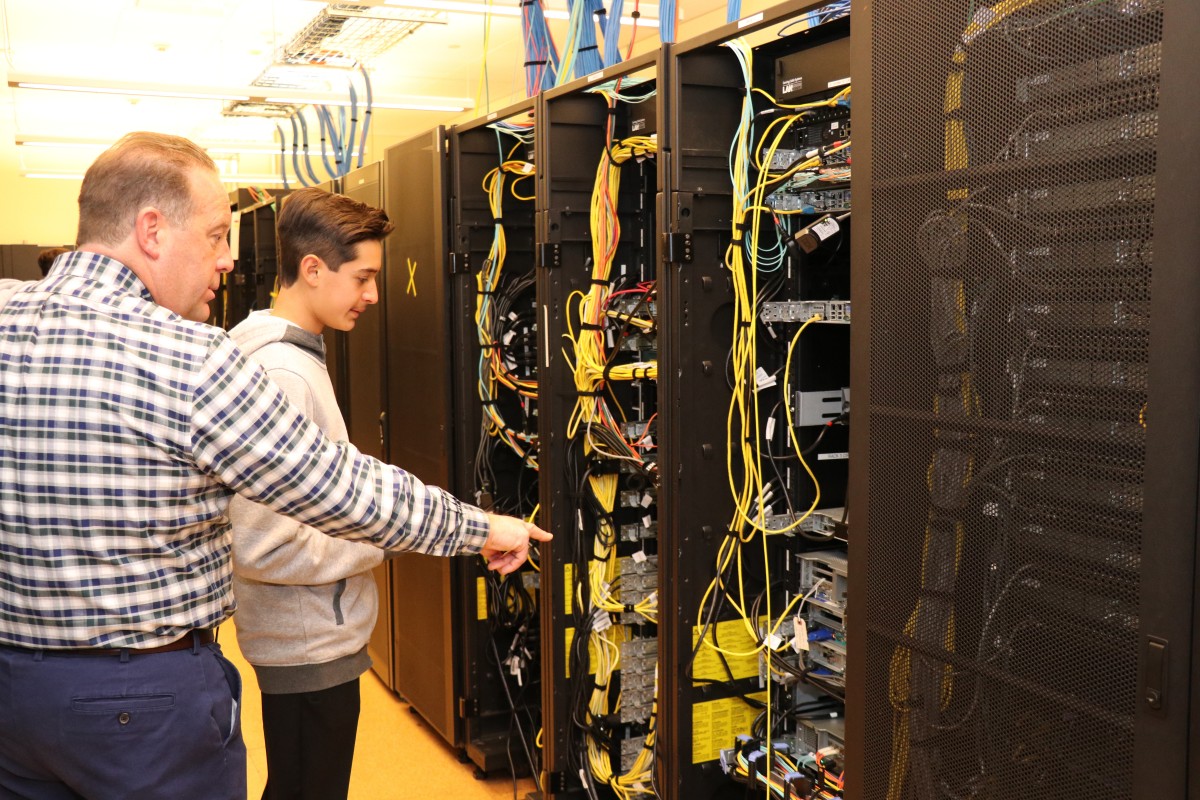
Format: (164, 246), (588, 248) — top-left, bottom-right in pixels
(0, 638), (245, 799)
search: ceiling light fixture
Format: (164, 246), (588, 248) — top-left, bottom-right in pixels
(382, 0), (656, 26)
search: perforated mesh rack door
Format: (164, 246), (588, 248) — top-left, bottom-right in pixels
(861, 2), (1163, 798)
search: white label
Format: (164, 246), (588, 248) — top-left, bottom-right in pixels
(631, 549), (648, 564)
(543, 305), (551, 369)
(586, 70), (605, 83)
(781, 77), (804, 95)
(765, 633), (784, 650)
(737, 11), (764, 28)
(606, 328), (615, 349)
(827, 76), (852, 88)
(817, 452), (849, 461)
(502, 330), (516, 346)
(488, 112), (499, 120)
(811, 216), (841, 241)
(765, 417), (776, 442)
(642, 514), (653, 528)
(520, 162), (533, 174)
(229, 211), (240, 260)
(754, 366), (776, 390)
(640, 493), (653, 508)
(641, 435), (654, 448)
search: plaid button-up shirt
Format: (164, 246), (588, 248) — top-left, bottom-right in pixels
(0, 252), (487, 649)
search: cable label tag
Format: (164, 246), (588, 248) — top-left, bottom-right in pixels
(817, 452), (849, 461)
(792, 616), (810, 652)
(811, 216), (840, 241)
(765, 417), (776, 442)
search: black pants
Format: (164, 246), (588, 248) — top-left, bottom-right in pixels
(260, 678), (361, 800)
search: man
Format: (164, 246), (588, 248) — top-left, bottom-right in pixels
(226, 188), (395, 799)
(0, 132), (549, 799)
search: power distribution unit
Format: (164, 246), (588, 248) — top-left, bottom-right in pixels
(850, 1), (1200, 798)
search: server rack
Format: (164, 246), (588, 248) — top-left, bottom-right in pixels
(536, 50), (664, 800)
(660, 3), (852, 798)
(850, 1), (1200, 798)
(0, 244), (69, 280)
(224, 187), (287, 329)
(313, 178), (349, 414)
(382, 128), (463, 746)
(339, 163), (397, 693)
(449, 100), (543, 777)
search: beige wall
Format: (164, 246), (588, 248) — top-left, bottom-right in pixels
(0, 163), (81, 246)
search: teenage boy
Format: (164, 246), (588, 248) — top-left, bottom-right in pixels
(228, 188), (395, 799)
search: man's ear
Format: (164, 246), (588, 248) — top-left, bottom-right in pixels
(300, 254), (324, 288)
(135, 207), (166, 260)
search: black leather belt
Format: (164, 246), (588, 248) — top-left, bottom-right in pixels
(4, 629), (215, 656)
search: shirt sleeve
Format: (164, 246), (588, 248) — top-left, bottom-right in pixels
(190, 333), (489, 557)
(228, 366), (386, 585)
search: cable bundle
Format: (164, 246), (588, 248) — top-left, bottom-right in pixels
(521, 0), (560, 95)
(472, 129), (541, 520)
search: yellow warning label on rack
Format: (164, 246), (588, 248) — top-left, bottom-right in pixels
(690, 617), (765, 684)
(691, 692), (767, 764)
(564, 627), (600, 679)
(476, 577), (487, 621)
(564, 563), (574, 615)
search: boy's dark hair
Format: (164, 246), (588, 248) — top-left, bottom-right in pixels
(276, 188), (394, 287)
(37, 247), (72, 277)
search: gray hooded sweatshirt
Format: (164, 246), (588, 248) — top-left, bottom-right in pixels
(228, 309), (384, 694)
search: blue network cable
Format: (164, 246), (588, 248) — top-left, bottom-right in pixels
(296, 111), (322, 185)
(601, 0), (623, 66)
(357, 65), (373, 169)
(345, 80), (359, 172)
(520, 0), (560, 95)
(275, 123), (290, 189)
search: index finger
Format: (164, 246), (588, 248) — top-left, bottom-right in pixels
(524, 522), (553, 542)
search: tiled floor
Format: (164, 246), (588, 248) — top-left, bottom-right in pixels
(220, 622), (538, 799)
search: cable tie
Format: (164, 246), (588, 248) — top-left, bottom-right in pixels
(602, 363), (614, 383)
(607, 107), (619, 116)
(594, 7), (607, 13)
(476, 289), (495, 296)
(734, 220), (751, 232)
(580, 45), (598, 52)
(630, 9), (641, 16)
(730, 236), (743, 245)
(624, 604), (635, 612)
(591, 278), (610, 287)
(480, 399), (499, 406)
(579, 322), (604, 331)
(523, 60), (548, 67)
(577, 390), (605, 398)
(479, 342), (501, 351)
(738, 320), (752, 328)
(493, 216), (504, 225)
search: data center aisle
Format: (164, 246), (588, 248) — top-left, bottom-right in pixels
(219, 622), (538, 799)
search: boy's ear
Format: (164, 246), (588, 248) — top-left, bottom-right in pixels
(299, 254), (323, 288)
